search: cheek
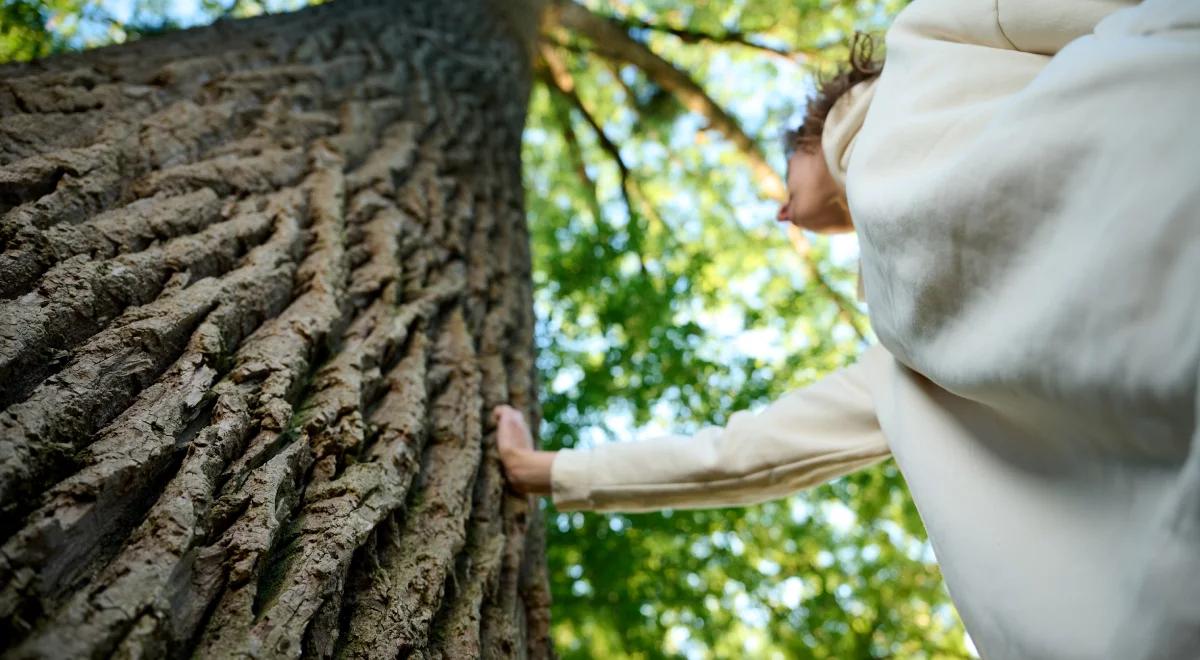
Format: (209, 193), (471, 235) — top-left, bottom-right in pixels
(789, 163), (820, 212)
(796, 155), (822, 188)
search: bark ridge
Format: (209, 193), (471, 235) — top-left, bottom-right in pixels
(0, 0), (552, 657)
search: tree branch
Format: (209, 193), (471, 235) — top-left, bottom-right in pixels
(597, 13), (817, 62)
(547, 0), (786, 202)
(545, 77), (605, 226)
(540, 45), (687, 257)
(538, 44), (632, 194)
(538, 43), (650, 274)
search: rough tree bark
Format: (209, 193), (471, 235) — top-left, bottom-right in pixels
(0, 0), (552, 657)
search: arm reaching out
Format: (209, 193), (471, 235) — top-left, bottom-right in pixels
(496, 345), (893, 512)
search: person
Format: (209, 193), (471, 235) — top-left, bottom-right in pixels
(499, 0), (1200, 657)
(493, 36), (888, 503)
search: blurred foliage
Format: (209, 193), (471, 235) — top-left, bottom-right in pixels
(1, 0), (971, 657)
(0, 0), (310, 60)
(1, 0), (80, 61)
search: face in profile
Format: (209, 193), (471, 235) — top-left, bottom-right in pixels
(777, 147), (854, 234)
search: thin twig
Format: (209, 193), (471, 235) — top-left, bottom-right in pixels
(598, 13), (817, 62)
(538, 44), (649, 274)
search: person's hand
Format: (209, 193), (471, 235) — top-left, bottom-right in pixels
(492, 405), (554, 495)
(495, 404), (534, 454)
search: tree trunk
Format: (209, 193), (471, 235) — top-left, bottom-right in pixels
(0, 0), (552, 657)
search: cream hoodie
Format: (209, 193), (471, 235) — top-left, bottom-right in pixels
(551, 0), (1200, 657)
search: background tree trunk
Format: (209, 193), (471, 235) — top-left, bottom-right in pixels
(0, 0), (552, 657)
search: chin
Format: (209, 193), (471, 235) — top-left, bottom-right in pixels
(796, 212), (854, 235)
(793, 217), (844, 234)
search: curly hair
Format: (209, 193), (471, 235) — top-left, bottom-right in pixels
(785, 33), (884, 158)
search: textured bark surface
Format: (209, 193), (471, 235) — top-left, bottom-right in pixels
(0, 0), (553, 657)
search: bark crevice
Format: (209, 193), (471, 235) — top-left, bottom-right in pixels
(0, 0), (551, 657)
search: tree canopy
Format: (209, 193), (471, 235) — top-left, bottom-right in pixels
(1, 0), (973, 656)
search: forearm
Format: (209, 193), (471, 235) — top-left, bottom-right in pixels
(550, 424), (887, 513)
(549, 347), (893, 512)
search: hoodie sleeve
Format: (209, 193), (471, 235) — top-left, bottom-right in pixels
(550, 346), (891, 512)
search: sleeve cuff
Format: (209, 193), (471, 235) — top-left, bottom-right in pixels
(550, 448), (595, 511)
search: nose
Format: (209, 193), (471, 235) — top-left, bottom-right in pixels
(776, 203), (789, 222)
